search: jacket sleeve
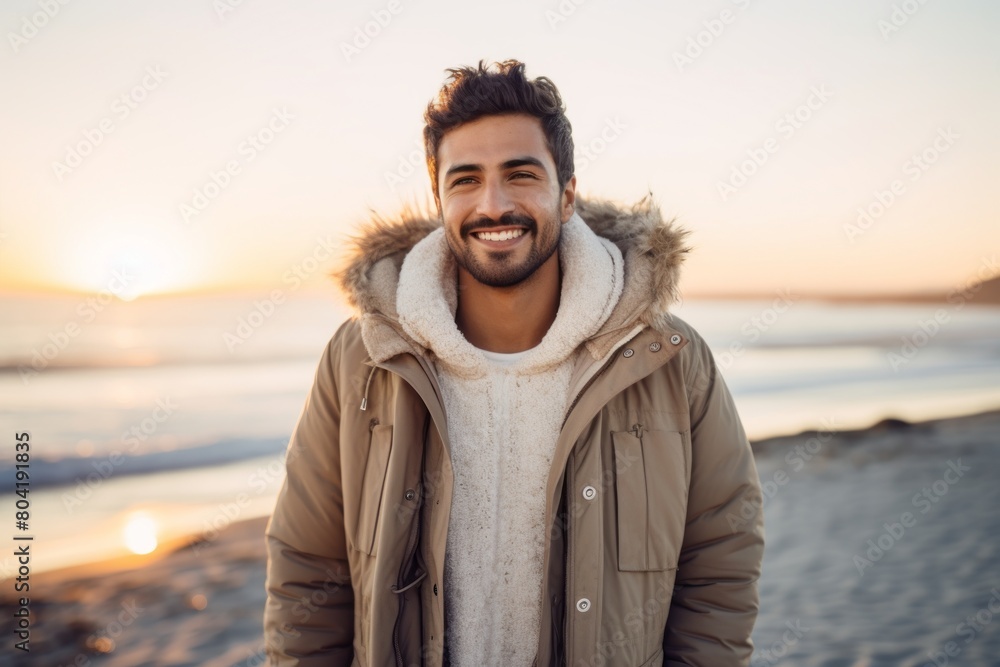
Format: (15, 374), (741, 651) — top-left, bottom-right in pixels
(662, 330), (765, 666)
(264, 326), (355, 666)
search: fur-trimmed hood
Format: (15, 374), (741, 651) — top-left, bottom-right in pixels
(333, 196), (690, 363)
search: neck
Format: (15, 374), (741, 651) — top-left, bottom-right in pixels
(455, 252), (561, 353)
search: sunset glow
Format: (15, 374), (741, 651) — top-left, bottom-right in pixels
(123, 512), (159, 555)
(1, 1), (997, 298)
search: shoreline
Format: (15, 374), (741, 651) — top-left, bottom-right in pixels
(15, 405), (999, 587)
(750, 405), (1000, 452)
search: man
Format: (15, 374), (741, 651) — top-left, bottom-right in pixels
(264, 60), (764, 666)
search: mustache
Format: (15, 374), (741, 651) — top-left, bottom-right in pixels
(460, 212), (536, 237)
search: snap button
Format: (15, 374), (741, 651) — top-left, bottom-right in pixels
(576, 598), (591, 612)
(622, 348), (634, 358)
(669, 334), (682, 345)
(649, 342), (661, 352)
(581, 485), (596, 500)
(404, 489), (416, 501)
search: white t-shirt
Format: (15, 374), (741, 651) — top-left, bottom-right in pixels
(479, 347), (533, 366)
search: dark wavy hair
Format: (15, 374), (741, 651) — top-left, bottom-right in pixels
(423, 59), (574, 203)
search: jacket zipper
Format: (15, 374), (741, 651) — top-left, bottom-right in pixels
(393, 502), (421, 667)
(563, 457), (575, 666)
(392, 412), (431, 667)
(551, 351), (622, 667)
(540, 490), (567, 667)
(561, 349), (622, 431)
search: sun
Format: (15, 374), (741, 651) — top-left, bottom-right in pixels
(123, 512), (159, 555)
(51, 213), (206, 298)
(63, 233), (179, 300)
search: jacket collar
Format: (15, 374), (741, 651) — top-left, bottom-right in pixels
(334, 196), (690, 364)
(395, 213), (624, 379)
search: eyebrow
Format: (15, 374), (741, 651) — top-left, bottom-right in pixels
(443, 156), (547, 182)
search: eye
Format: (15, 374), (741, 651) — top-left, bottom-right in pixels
(511, 171), (537, 180)
(451, 177), (475, 187)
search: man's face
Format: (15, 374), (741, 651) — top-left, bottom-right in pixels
(436, 113), (576, 288)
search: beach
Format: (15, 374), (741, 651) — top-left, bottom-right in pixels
(4, 0), (999, 663)
(3, 407), (998, 666)
(0, 516), (271, 667)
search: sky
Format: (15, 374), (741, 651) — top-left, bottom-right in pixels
(1, 0), (998, 299)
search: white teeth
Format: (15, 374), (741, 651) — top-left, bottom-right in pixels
(476, 229), (525, 242)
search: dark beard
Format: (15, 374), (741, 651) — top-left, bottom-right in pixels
(451, 211), (561, 288)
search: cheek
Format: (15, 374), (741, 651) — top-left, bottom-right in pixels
(441, 199), (470, 230)
(443, 223), (462, 245)
(442, 214), (468, 247)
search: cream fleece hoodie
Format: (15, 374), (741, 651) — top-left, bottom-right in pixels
(396, 213), (624, 665)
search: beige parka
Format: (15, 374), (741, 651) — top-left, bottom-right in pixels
(264, 197), (765, 667)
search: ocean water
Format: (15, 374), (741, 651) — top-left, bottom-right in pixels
(1, 292), (999, 574)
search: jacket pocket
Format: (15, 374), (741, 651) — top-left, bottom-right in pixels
(356, 423), (393, 556)
(612, 429), (688, 571)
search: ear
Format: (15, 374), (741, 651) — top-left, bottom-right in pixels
(560, 175), (577, 223)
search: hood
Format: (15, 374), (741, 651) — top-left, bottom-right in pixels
(333, 195), (690, 363)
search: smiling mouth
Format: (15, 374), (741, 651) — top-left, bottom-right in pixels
(472, 228), (526, 242)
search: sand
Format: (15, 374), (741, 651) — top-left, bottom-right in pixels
(749, 410), (1000, 666)
(0, 518), (270, 667)
(2, 409), (998, 666)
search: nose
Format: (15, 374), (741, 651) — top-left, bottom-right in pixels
(474, 179), (515, 223)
